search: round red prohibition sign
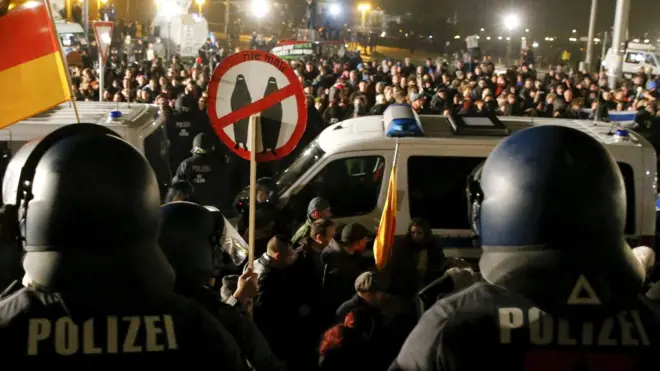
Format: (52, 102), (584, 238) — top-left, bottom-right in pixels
(207, 50), (308, 162)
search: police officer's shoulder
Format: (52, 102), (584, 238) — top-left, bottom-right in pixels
(0, 285), (42, 325)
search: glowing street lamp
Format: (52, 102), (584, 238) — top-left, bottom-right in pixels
(503, 13), (520, 31)
(329, 3), (341, 17)
(196, 0), (205, 14)
(357, 3), (371, 30)
(251, 0), (270, 19)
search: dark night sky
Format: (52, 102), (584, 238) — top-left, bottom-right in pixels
(378, 0), (660, 39)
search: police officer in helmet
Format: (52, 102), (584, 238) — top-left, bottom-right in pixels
(173, 132), (229, 212)
(0, 124), (248, 369)
(391, 125), (660, 370)
(159, 201), (282, 371)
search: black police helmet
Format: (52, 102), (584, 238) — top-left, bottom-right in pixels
(159, 202), (221, 284)
(192, 132), (215, 154)
(2, 124), (172, 292)
(476, 125), (643, 312)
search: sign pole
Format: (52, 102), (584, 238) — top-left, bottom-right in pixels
(247, 113), (258, 271)
(99, 54), (104, 102)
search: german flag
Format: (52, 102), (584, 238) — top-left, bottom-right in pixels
(0, 1), (72, 128)
(373, 156), (398, 270)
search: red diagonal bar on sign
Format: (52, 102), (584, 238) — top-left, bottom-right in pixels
(216, 84), (298, 130)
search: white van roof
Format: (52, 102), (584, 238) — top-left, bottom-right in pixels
(54, 22), (85, 34)
(317, 115), (653, 154)
(0, 102), (160, 142)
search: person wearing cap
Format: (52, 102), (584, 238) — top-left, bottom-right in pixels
(337, 271), (413, 370)
(337, 271), (390, 320)
(409, 91), (431, 114)
(173, 132), (230, 212)
(321, 223), (373, 321)
(291, 196), (332, 245)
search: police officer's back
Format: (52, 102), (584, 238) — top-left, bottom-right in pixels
(173, 132), (228, 211)
(0, 124), (247, 369)
(159, 201), (282, 371)
(167, 98), (203, 172)
(391, 125), (660, 371)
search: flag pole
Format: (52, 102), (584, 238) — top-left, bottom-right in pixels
(43, 0), (82, 124)
(393, 138), (400, 168)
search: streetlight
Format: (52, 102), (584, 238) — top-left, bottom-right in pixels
(503, 13), (520, 66)
(329, 3), (341, 17)
(486, 36), (491, 40)
(572, 29), (577, 33)
(454, 35), (460, 39)
(532, 41), (539, 48)
(525, 28), (529, 32)
(251, 0), (270, 18)
(357, 3), (371, 31)
(480, 28), (485, 32)
(160, 0), (179, 60)
(196, 0), (205, 14)
(503, 13), (521, 31)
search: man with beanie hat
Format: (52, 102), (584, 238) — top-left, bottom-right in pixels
(291, 197), (332, 245)
(321, 223), (373, 325)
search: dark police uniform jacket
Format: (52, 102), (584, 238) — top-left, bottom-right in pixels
(167, 109), (203, 172)
(390, 282), (660, 371)
(174, 153), (228, 210)
(0, 286), (249, 369)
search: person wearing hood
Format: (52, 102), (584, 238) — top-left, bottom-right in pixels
(390, 125), (660, 371)
(159, 201), (282, 371)
(173, 132), (230, 212)
(385, 218), (445, 298)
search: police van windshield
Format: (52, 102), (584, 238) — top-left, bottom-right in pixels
(275, 138), (325, 196)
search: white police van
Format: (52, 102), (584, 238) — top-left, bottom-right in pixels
(274, 107), (657, 259)
(0, 102), (172, 198)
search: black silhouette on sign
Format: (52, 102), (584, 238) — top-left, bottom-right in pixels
(231, 74), (252, 150)
(260, 76), (283, 155)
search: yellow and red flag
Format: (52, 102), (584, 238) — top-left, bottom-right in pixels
(373, 153), (398, 270)
(0, 1), (72, 128)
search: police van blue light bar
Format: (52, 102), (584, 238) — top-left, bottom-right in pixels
(614, 129), (630, 142)
(384, 104), (424, 138)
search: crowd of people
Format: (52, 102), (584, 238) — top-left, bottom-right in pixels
(68, 32), (660, 133)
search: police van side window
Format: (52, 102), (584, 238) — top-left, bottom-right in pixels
(617, 162), (635, 235)
(408, 156), (486, 230)
(406, 156), (636, 234)
(625, 52), (643, 64)
(143, 123), (172, 201)
(0, 141), (25, 195)
(296, 156), (385, 218)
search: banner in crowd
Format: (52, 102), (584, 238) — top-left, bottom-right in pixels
(0, 1), (72, 128)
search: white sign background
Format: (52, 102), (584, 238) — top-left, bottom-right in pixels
(213, 61), (299, 152)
